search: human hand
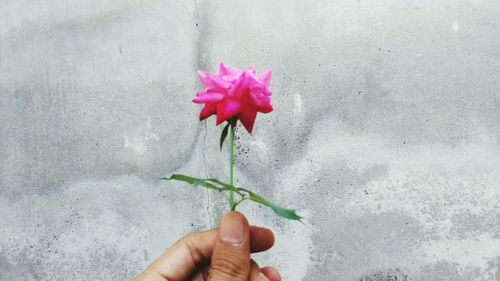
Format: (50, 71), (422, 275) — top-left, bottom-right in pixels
(133, 211), (281, 281)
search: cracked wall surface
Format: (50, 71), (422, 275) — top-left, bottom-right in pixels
(1, 0), (500, 280)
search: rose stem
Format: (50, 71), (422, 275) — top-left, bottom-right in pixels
(229, 117), (236, 210)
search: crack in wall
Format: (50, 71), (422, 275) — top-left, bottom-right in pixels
(202, 121), (213, 228)
(193, 0), (211, 71)
(193, 0), (212, 228)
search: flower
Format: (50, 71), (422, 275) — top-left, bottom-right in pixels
(193, 63), (273, 134)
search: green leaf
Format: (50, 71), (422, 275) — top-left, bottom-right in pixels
(220, 122), (230, 151)
(161, 174), (224, 192)
(245, 189), (303, 221)
(205, 178), (244, 196)
(162, 175), (303, 222)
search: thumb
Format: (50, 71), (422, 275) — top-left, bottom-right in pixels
(208, 211), (251, 281)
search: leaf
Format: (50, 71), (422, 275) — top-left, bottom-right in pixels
(205, 178), (244, 196)
(161, 174), (224, 192)
(245, 189), (303, 221)
(162, 175), (303, 222)
(219, 122), (230, 151)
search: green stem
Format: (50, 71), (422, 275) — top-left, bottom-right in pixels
(229, 118), (236, 210)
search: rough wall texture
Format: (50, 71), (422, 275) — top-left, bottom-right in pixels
(1, 0), (500, 280)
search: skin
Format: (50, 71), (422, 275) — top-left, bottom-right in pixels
(133, 212), (281, 281)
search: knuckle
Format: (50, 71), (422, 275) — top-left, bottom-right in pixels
(210, 254), (248, 278)
(184, 238), (204, 265)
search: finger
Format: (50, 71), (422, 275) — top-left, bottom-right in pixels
(135, 225), (274, 281)
(207, 211), (251, 280)
(188, 265), (209, 281)
(261, 267), (281, 281)
(249, 226), (275, 252)
(249, 260), (270, 281)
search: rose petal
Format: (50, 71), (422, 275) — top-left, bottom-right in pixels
(237, 109), (258, 134)
(216, 99), (241, 125)
(228, 72), (247, 98)
(248, 66), (256, 75)
(259, 70), (272, 86)
(258, 103), (273, 113)
(197, 70), (210, 86)
(198, 70), (231, 88)
(219, 63), (241, 76)
(199, 103), (217, 121)
(246, 69), (260, 85)
(192, 92), (225, 103)
(207, 75), (232, 88)
(261, 95), (271, 102)
(248, 91), (261, 106)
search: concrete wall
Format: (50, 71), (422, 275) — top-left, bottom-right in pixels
(1, 0), (500, 280)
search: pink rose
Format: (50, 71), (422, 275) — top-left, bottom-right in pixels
(193, 63), (273, 134)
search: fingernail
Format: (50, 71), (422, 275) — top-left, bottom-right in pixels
(220, 212), (245, 244)
(259, 272), (271, 281)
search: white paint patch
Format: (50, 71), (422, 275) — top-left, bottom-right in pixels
(417, 233), (500, 270)
(293, 93), (304, 114)
(249, 138), (269, 154)
(452, 20), (460, 32)
(123, 117), (160, 155)
(124, 133), (147, 155)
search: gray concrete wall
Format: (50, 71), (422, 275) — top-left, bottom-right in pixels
(1, 0), (500, 280)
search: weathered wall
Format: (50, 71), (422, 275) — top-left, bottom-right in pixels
(1, 0), (500, 280)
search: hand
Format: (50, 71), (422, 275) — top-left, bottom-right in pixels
(134, 211), (281, 281)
